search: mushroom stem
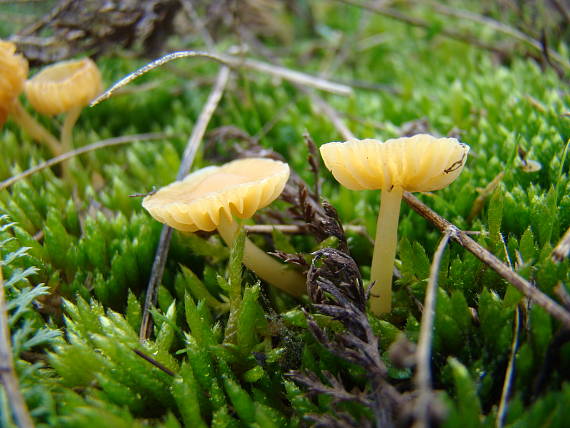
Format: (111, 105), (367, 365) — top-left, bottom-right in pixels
(9, 99), (62, 156)
(59, 106), (82, 177)
(370, 186), (404, 315)
(60, 106), (82, 153)
(217, 217), (306, 297)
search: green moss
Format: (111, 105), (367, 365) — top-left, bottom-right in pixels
(1, 2), (569, 426)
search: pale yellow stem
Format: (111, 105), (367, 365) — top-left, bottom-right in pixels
(217, 217), (306, 297)
(9, 99), (62, 156)
(59, 106), (82, 178)
(60, 106), (82, 153)
(370, 186), (404, 315)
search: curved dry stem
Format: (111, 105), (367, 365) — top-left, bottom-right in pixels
(91, 50), (353, 107)
(217, 216), (306, 297)
(370, 186), (404, 315)
(0, 132), (168, 192)
(413, 231), (451, 428)
(9, 98), (62, 156)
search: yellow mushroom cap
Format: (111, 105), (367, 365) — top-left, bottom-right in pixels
(24, 58), (102, 116)
(0, 41), (28, 126)
(142, 158), (290, 232)
(320, 134), (470, 192)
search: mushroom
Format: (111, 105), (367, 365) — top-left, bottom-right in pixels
(142, 157), (306, 297)
(24, 58), (102, 153)
(320, 134), (469, 315)
(0, 40), (61, 155)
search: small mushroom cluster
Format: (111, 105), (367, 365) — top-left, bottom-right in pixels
(142, 135), (469, 315)
(0, 40), (102, 157)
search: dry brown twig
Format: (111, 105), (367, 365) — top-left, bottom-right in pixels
(496, 305), (522, 428)
(336, 0), (509, 54)
(0, 132), (170, 192)
(552, 226), (570, 263)
(244, 223), (369, 236)
(554, 283), (570, 311)
(467, 172), (504, 223)
(91, 50), (353, 108)
(0, 265), (34, 428)
(132, 348), (175, 377)
(403, 192), (570, 328)
(139, 66), (231, 341)
(412, 231), (451, 428)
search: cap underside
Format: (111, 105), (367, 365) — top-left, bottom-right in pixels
(142, 158), (290, 232)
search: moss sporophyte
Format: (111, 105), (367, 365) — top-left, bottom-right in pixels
(142, 157), (306, 297)
(320, 134), (470, 315)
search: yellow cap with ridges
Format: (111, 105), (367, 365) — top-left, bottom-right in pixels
(0, 41), (28, 125)
(320, 134), (470, 192)
(142, 158), (290, 232)
(24, 58), (102, 116)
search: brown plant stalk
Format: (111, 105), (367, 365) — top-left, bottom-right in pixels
(413, 231), (451, 428)
(403, 192), (570, 328)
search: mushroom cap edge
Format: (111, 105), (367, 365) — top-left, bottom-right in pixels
(142, 158), (290, 232)
(320, 133), (470, 192)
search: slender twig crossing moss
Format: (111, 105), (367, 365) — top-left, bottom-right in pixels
(132, 348), (176, 377)
(404, 192), (570, 328)
(139, 66), (231, 341)
(90, 50), (353, 107)
(0, 132), (170, 191)
(496, 306), (522, 428)
(552, 226), (570, 263)
(413, 231), (451, 428)
(423, 0), (570, 72)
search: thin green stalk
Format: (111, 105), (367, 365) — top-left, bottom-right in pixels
(9, 99), (62, 156)
(60, 106), (82, 153)
(59, 106), (83, 177)
(217, 216), (306, 297)
(370, 186), (403, 315)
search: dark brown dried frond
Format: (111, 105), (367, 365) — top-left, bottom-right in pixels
(307, 248), (365, 312)
(281, 181), (349, 252)
(202, 0), (291, 42)
(288, 371), (374, 428)
(305, 412), (371, 428)
(289, 370), (372, 407)
(304, 132), (321, 200)
(291, 248), (406, 427)
(13, 0), (180, 64)
(387, 334), (416, 370)
(269, 250), (309, 269)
